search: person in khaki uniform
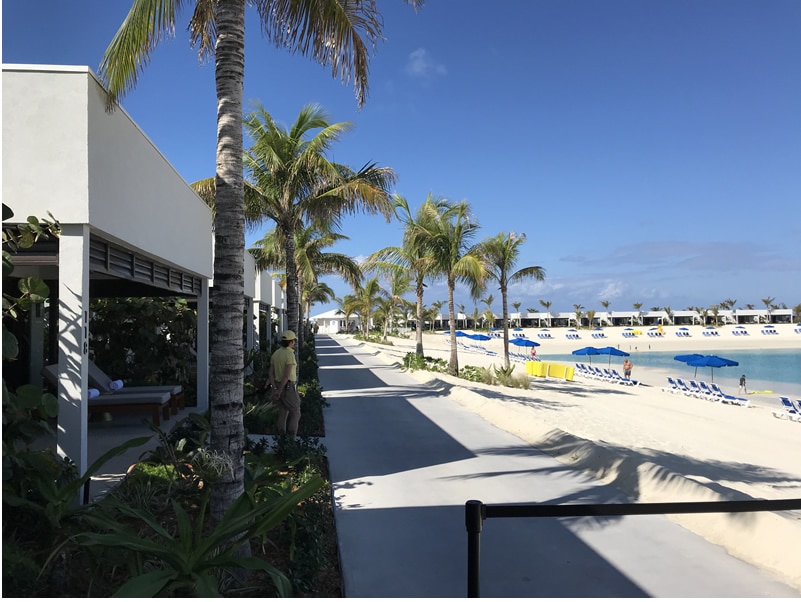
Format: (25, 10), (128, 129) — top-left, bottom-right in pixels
(269, 330), (301, 437)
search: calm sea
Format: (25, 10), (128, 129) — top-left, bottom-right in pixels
(541, 348), (801, 398)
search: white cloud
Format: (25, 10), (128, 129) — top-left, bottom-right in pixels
(405, 48), (447, 79)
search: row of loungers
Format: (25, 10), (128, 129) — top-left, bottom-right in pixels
(575, 363), (639, 386)
(661, 377), (748, 406)
(42, 361), (185, 427)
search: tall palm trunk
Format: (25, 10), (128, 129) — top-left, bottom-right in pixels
(447, 277), (458, 376)
(284, 223), (300, 349)
(415, 278), (425, 356)
(210, 0), (246, 521)
(501, 285), (510, 370)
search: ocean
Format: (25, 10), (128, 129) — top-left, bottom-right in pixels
(541, 348), (801, 399)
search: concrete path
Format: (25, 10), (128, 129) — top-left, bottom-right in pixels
(317, 335), (798, 598)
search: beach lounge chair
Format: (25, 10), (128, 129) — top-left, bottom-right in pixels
(707, 382), (749, 406)
(772, 397), (800, 421)
(42, 364), (172, 426)
(610, 369), (639, 386)
(662, 377), (682, 394)
(688, 380), (714, 400)
(86, 359), (185, 414)
(675, 378), (696, 397)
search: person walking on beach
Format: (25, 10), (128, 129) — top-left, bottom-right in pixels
(739, 374), (747, 395)
(623, 358), (633, 379)
(270, 330), (301, 438)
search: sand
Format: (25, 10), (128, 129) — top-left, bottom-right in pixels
(334, 323), (801, 591)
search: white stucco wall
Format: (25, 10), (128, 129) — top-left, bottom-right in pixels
(2, 64), (212, 278)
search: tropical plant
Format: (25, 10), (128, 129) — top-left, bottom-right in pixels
(632, 302), (643, 326)
(74, 471), (325, 596)
(477, 232), (544, 369)
(407, 200), (486, 376)
(250, 224), (361, 341)
(365, 194), (446, 356)
(573, 304), (584, 328)
(539, 300), (552, 327)
(100, 0), (423, 520)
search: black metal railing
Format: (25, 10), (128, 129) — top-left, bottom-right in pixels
(465, 497), (801, 597)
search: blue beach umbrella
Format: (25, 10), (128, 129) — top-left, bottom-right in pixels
(510, 338), (540, 347)
(676, 353), (738, 381)
(468, 333), (492, 341)
(572, 346), (600, 363)
(594, 345), (630, 367)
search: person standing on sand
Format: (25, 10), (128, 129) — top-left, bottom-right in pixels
(739, 374), (747, 395)
(623, 358), (633, 379)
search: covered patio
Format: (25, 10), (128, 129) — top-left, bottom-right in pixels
(3, 64), (213, 477)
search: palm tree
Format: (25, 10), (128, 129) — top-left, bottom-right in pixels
(477, 232), (544, 369)
(573, 304), (584, 329)
(99, 0), (422, 519)
(539, 300), (553, 327)
(241, 102), (395, 341)
(456, 303), (466, 329)
(470, 306), (481, 330)
(762, 296), (775, 324)
(600, 300), (611, 326)
(632, 302), (643, 326)
(354, 276), (384, 339)
(479, 294), (495, 330)
(365, 194), (445, 356)
(250, 224), (362, 341)
(409, 200), (485, 375)
(303, 281), (336, 330)
(512, 301), (521, 327)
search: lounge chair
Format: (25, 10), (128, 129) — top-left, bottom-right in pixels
(87, 359), (185, 415)
(610, 369), (639, 386)
(772, 397), (800, 421)
(775, 397), (800, 420)
(662, 377), (682, 394)
(708, 382), (749, 406)
(42, 364), (172, 426)
(675, 378), (696, 397)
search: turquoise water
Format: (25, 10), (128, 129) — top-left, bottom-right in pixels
(542, 348), (801, 398)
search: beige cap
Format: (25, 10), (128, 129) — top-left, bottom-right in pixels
(281, 330), (297, 341)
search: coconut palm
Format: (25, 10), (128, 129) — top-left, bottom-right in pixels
(600, 300), (611, 326)
(408, 200), (485, 376)
(241, 102), (395, 342)
(99, 0), (422, 519)
(364, 194), (445, 356)
(477, 232), (545, 369)
(250, 224), (362, 342)
(512, 301), (521, 327)
(632, 302), (643, 326)
(539, 300), (553, 327)
(762, 296), (775, 324)
(573, 304), (584, 329)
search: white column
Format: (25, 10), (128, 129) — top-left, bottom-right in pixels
(56, 224), (90, 476)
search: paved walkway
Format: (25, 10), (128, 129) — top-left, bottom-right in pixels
(317, 335), (798, 597)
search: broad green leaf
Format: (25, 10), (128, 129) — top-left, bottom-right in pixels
(113, 569), (176, 598)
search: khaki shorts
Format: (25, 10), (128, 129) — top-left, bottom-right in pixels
(279, 382), (301, 410)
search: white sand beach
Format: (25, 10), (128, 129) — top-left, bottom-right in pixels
(337, 323), (801, 591)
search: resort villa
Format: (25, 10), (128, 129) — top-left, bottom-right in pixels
(2, 64), (288, 477)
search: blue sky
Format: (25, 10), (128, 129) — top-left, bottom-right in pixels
(3, 1), (800, 317)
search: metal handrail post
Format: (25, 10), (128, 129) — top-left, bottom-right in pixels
(465, 499), (485, 597)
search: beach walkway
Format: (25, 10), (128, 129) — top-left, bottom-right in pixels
(318, 334), (799, 597)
